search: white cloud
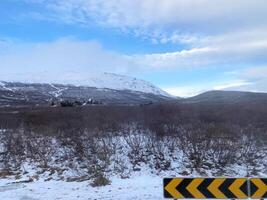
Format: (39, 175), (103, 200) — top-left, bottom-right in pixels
(240, 66), (267, 80)
(17, 1), (267, 70)
(164, 79), (255, 97)
(1, 36), (267, 82)
(133, 47), (218, 69)
(1, 37), (267, 96)
(24, 0), (267, 44)
(1, 35), (265, 75)
(213, 80), (252, 90)
(0, 38), (134, 77)
(132, 28), (267, 69)
(4, 0), (265, 96)
(217, 80), (267, 93)
(164, 86), (207, 97)
(39, 1), (267, 27)
(221, 66), (267, 93)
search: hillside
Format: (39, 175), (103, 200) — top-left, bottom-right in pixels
(0, 76), (173, 107)
(182, 90), (267, 104)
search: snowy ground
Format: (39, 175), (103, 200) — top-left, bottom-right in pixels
(0, 174), (164, 200)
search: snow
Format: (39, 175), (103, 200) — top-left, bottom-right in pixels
(70, 72), (171, 97)
(0, 72), (171, 97)
(49, 84), (68, 98)
(0, 174), (164, 200)
(75, 72), (171, 97)
(1, 162), (260, 200)
(1, 168), (261, 200)
(0, 81), (13, 92)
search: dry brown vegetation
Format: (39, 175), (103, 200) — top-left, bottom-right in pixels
(0, 102), (267, 183)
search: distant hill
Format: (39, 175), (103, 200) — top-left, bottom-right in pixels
(182, 90), (267, 104)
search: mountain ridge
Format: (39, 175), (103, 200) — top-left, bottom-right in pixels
(0, 81), (173, 107)
(182, 90), (267, 104)
(0, 72), (171, 97)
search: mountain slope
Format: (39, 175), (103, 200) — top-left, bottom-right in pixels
(70, 72), (171, 97)
(0, 72), (171, 97)
(182, 90), (267, 104)
(0, 79), (173, 107)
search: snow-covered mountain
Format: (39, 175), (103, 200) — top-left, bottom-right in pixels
(0, 72), (171, 97)
(0, 73), (173, 107)
(68, 72), (171, 97)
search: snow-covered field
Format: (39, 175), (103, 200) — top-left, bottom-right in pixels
(1, 127), (266, 200)
(0, 174), (164, 200)
(0, 165), (258, 200)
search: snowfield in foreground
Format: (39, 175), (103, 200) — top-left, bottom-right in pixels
(0, 174), (163, 200)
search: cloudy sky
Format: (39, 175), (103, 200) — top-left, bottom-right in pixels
(0, 0), (267, 97)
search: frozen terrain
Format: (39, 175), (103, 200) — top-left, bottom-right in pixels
(1, 178), (162, 200)
(0, 174), (163, 200)
(0, 165), (261, 200)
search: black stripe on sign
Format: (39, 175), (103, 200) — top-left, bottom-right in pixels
(262, 179), (267, 198)
(197, 178), (216, 199)
(250, 180), (258, 197)
(219, 178), (236, 198)
(240, 179), (248, 196)
(177, 178), (194, 198)
(163, 178), (174, 198)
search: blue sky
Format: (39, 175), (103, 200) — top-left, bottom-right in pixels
(0, 0), (267, 96)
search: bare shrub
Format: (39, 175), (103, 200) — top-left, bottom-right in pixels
(0, 101), (267, 178)
(0, 128), (25, 171)
(237, 128), (265, 176)
(90, 173), (111, 187)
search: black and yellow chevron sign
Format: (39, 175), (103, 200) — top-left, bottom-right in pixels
(164, 178), (248, 199)
(250, 178), (267, 199)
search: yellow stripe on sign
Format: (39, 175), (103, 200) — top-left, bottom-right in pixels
(186, 178), (205, 199)
(165, 179), (184, 199)
(207, 178), (227, 199)
(229, 179), (248, 199)
(251, 179), (267, 199)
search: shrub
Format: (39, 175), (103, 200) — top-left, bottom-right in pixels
(60, 101), (74, 107)
(90, 173), (111, 187)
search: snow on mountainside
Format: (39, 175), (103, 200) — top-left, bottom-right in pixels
(0, 73), (174, 106)
(72, 72), (171, 97)
(0, 72), (171, 97)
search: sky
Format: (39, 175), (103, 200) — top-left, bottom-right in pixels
(0, 0), (267, 97)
